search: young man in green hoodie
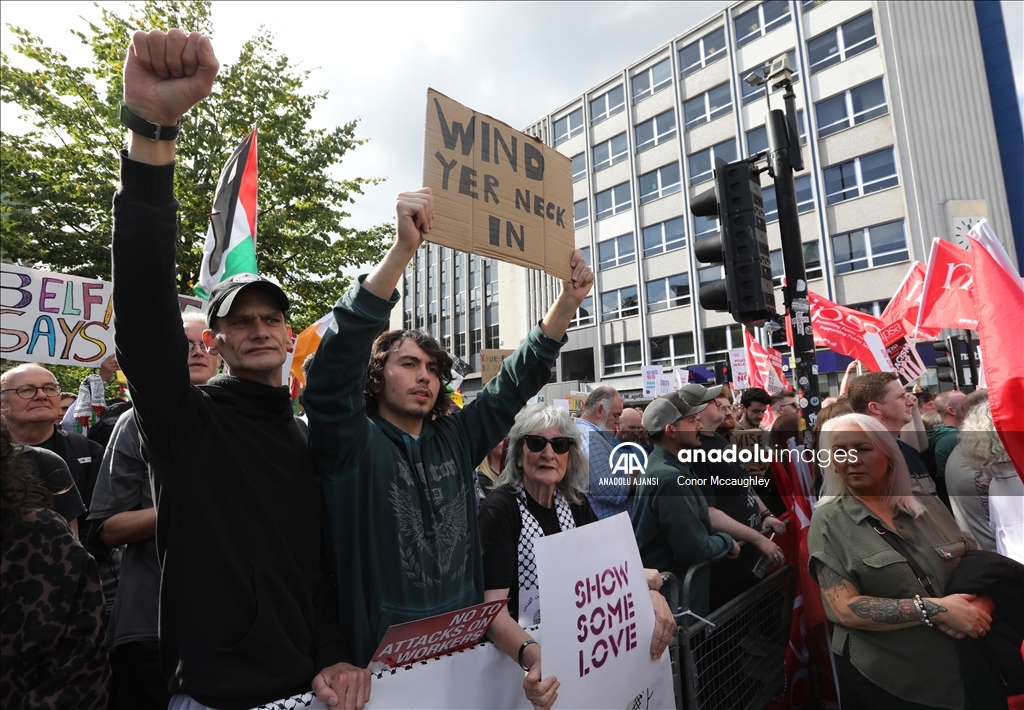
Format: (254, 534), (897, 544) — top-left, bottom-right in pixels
(304, 193), (594, 666)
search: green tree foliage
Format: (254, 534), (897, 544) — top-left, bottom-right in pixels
(1, 1), (393, 329)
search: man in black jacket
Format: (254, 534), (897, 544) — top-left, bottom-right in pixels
(111, 28), (367, 710)
(1, 362), (102, 537)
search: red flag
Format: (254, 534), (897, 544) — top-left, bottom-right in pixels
(967, 221), (1024, 480)
(808, 291), (888, 370)
(917, 239), (978, 332)
(881, 261), (941, 341)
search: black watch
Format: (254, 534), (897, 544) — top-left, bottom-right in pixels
(118, 101), (181, 141)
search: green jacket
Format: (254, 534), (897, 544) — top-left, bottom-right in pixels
(304, 279), (565, 665)
(632, 445), (734, 618)
(927, 424), (959, 480)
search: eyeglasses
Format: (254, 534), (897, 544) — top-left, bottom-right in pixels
(188, 340), (211, 354)
(1, 384), (60, 399)
(523, 435), (574, 455)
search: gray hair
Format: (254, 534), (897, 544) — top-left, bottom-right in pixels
(182, 311), (209, 327)
(495, 403), (588, 504)
(582, 386), (618, 415)
(817, 413), (925, 517)
(959, 400), (1010, 471)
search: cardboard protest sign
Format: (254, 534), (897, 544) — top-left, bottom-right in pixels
(423, 89), (575, 280)
(878, 321), (926, 386)
(369, 599), (507, 668)
(2, 264), (205, 368)
(731, 429), (768, 471)
(536, 513), (675, 709)
(481, 348), (515, 385)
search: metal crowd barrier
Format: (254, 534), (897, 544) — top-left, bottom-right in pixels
(663, 560), (796, 710)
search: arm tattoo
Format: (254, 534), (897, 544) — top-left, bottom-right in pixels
(922, 599), (947, 617)
(847, 597), (919, 624)
(815, 561), (852, 605)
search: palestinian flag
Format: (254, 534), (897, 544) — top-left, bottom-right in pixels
(195, 130), (259, 298)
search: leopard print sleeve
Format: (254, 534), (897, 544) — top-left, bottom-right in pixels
(1, 509), (110, 709)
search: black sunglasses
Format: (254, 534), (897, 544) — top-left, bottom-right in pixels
(523, 435), (574, 455)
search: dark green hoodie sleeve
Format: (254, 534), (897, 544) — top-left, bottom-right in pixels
(453, 323), (567, 467)
(304, 277), (398, 484)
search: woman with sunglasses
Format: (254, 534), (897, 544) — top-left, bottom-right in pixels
(479, 403), (675, 709)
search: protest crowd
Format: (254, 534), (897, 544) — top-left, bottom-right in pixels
(2, 28), (1023, 710)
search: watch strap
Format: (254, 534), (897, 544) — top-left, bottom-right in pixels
(118, 101), (181, 141)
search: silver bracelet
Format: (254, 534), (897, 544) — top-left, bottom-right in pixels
(913, 595), (934, 627)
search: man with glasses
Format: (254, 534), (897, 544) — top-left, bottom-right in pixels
(304, 191), (594, 665)
(769, 391), (801, 420)
(1, 363), (103, 533)
(85, 312), (219, 710)
(848, 372), (936, 496)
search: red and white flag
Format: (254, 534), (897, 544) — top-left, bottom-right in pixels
(808, 291), (889, 371)
(881, 261), (941, 341)
(916, 239), (978, 332)
(967, 221), (1024, 481)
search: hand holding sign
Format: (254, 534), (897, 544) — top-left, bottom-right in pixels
(562, 249), (594, 305)
(312, 661), (371, 710)
(395, 188), (435, 252)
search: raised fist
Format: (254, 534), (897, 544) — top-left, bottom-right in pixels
(123, 29), (219, 127)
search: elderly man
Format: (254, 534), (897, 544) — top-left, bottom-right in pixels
(1, 362), (102, 535)
(574, 386), (628, 519)
(632, 396), (740, 619)
(111, 29), (365, 709)
(848, 372), (936, 496)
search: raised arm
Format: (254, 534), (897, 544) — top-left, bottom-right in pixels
(539, 250), (594, 341)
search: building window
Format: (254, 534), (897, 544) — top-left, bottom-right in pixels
(815, 77), (887, 138)
(693, 214), (718, 239)
(593, 133), (629, 172)
(455, 332), (466, 357)
(597, 232), (636, 270)
(802, 0), (828, 10)
(740, 49), (799, 104)
(646, 273), (691, 311)
(823, 147), (897, 205)
(808, 12), (877, 74)
(678, 27), (726, 77)
(554, 108), (584, 145)
(642, 216), (686, 257)
(683, 83), (732, 129)
(632, 58), (672, 103)
(650, 332), (695, 367)
(590, 85), (625, 125)
(600, 286), (639, 320)
(571, 153), (587, 182)
(574, 198), (589, 228)
(770, 242), (823, 286)
(734, 0), (791, 47)
(639, 163), (681, 204)
(595, 182), (632, 220)
(562, 347), (596, 381)
(569, 295), (596, 329)
(604, 341), (643, 375)
(698, 265), (725, 287)
(762, 174), (814, 222)
(635, 110), (677, 153)
(703, 324), (743, 357)
(688, 140), (737, 185)
(746, 125), (768, 156)
(486, 324), (500, 349)
(579, 246), (591, 269)
(832, 220), (908, 274)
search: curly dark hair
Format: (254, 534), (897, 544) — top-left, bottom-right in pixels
(1, 419), (53, 548)
(364, 329), (453, 420)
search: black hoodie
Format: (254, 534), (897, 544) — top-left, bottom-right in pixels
(112, 154), (346, 709)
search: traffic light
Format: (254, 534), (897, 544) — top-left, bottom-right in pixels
(714, 361), (731, 384)
(691, 157), (776, 326)
(933, 336), (963, 389)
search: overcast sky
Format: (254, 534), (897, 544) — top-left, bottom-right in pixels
(3, 0), (1022, 266)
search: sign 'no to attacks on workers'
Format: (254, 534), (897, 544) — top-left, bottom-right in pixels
(422, 89), (576, 281)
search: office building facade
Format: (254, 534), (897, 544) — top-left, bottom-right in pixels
(396, 0), (1020, 401)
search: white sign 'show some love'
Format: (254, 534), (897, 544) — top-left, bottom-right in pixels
(536, 513), (675, 710)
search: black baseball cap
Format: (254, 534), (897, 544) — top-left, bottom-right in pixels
(206, 273), (289, 328)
